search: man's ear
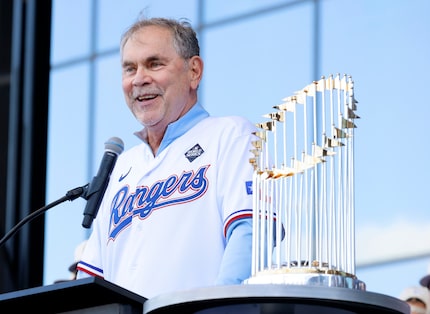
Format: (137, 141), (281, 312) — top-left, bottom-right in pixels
(189, 56), (204, 89)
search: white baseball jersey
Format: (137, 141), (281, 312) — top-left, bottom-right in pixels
(77, 104), (258, 298)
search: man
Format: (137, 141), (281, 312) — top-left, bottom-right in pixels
(76, 17), (258, 299)
(399, 286), (430, 314)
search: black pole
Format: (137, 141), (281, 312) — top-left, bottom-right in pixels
(0, 0), (52, 293)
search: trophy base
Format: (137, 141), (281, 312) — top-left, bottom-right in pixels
(244, 267), (366, 291)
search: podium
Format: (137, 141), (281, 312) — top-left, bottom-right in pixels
(0, 277), (146, 313)
(0, 278), (409, 313)
(143, 284), (410, 314)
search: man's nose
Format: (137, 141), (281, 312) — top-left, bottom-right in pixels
(133, 67), (152, 85)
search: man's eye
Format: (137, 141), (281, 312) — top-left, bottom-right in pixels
(125, 67), (135, 73)
(150, 62), (163, 69)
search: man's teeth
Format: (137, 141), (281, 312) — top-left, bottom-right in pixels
(137, 95), (157, 101)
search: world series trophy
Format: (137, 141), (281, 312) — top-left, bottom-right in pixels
(142, 74), (410, 314)
(245, 73), (365, 289)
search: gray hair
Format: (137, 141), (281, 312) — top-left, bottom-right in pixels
(120, 17), (200, 59)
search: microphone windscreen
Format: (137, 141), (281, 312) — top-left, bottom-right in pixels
(105, 137), (124, 155)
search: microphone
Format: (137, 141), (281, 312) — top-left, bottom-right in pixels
(82, 137), (124, 229)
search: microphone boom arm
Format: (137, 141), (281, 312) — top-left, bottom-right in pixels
(0, 184), (89, 248)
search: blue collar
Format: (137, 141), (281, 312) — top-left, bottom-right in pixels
(135, 103), (209, 155)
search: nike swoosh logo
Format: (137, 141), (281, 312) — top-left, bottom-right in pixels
(119, 167), (132, 182)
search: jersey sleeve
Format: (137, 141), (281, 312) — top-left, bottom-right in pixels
(75, 194), (108, 278)
(76, 221), (104, 278)
(215, 116), (257, 284)
(218, 116), (257, 235)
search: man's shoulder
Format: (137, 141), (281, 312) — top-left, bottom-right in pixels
(199, 115), (257, 133)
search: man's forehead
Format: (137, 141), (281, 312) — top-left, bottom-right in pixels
(124, 28), (173, 51)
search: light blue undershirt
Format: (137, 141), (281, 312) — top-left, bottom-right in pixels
(135, 103), (209, 156)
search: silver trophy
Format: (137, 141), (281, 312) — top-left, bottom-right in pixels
(245, 74), (365, 290)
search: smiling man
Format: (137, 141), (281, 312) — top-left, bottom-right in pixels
(76, 17), (258, 299)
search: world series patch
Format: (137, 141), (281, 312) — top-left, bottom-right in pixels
(185, 143), (204, 162)
(245, 180), (253, 195)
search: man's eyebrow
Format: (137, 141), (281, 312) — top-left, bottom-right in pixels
(122, 60), (133, 68)
(146, 54), (165, 62)
(122, 55), (166, 67)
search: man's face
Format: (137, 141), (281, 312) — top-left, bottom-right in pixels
(121, 25), (201, 133)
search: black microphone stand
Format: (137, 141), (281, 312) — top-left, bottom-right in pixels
(0, 184), (89, 248)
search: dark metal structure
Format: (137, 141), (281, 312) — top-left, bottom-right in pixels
(143, 284), (409, 314)
(0, 0), (52, 293)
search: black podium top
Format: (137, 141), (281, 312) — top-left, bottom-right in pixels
(0, 277), (147, 313)
(143, 284), (410, 314)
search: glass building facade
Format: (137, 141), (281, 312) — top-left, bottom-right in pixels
(45, 0), (430, 298)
